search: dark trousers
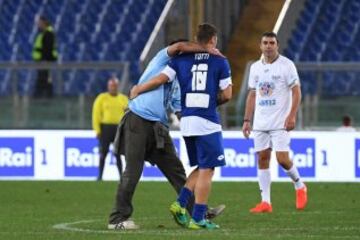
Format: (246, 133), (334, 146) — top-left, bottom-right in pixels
(98, 124), (122, 180)
(34, 69), (53, 98)
(108, 111), (194, 223)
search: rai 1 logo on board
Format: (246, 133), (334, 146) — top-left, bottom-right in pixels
(64, 137), (101, 177)
(0, 137), (35, 177)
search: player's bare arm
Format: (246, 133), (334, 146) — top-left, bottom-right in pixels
(284, 85), (302, 131)
(130, 73), (169, 99)
(217, 85), (232, 106)
(242, 90), (256, 138)
(168, 42), (224, 57)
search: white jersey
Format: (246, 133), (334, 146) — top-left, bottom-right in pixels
(248, 55), (300, 131)
(336, 126), (356, 132)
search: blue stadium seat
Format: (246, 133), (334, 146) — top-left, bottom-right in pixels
(299, 71), (318, 96)
(284, 0), (360, 96)
(0, 0), (167, 95)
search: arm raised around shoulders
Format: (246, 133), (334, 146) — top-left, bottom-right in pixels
(167, 42), (205, 57)
(129, 73), (169, 99)
(167, 42), (224, 57)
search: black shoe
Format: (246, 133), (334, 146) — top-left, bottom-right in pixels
(206, 204), (226, 220)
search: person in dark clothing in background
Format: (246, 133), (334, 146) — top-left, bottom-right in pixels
(32, 15), (58, 98)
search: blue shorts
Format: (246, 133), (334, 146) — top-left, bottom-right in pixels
(183, 131), (226, 169)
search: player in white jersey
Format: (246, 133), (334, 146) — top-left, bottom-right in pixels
(242, 32), (308, 213)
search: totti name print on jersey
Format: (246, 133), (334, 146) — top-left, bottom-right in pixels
(195, 53), (210, 60)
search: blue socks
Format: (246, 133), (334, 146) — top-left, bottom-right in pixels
(177, 187), (208, 222)
(177, 187), (193, 208)
(192, 203), (207, 222)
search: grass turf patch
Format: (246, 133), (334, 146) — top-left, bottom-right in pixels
(0, 181), (359, 240)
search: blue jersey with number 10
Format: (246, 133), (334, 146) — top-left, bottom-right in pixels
(167, 53), (231, 124)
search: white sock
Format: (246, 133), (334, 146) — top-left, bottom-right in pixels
(258, 169), (271, 203)
(285, 165), (305, 190)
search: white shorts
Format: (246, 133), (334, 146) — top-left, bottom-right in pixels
(253, 130), (290, 152)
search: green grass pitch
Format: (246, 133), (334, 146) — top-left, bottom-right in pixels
(0, 181), (359, 240)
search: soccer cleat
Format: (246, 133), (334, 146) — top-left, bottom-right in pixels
(296, 184), (308, 210)
(250, 201), (273, 213)
(206, 204), (226, 220)
(188, 218), (220, 230)
(108, 219), (139, 230)
(169, 201), (189, 227)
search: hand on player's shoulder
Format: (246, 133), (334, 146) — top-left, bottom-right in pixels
(208, 48), (225, 58)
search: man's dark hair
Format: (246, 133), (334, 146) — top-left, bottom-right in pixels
(261, 31), (279, 43)
(39, 15), (50, 25)
(342, 115), (352, 126)
(168, 38), (189, 46)
(196, 23), (217, 43)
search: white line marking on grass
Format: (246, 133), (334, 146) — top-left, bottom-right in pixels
(52, 219), (236, 236)
(52, 219), (360, 238)
(53, 220), (112, 234)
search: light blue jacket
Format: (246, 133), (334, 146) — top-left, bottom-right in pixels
(129, 47), (180, 126)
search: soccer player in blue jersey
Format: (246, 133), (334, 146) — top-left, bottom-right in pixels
(108, 39), (225, 230)
(131, 23), (232, 229)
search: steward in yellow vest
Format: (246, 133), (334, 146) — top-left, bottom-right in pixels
(32, 16), (58, 98)
(32, 16), (58, 61)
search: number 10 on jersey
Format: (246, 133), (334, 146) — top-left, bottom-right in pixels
(191, 64), (208, 91)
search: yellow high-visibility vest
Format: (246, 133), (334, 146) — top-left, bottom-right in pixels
(32, 26), (58, 61)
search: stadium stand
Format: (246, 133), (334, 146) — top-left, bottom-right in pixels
(284, 0), (360, 97)
(0, 0), (167, 96)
